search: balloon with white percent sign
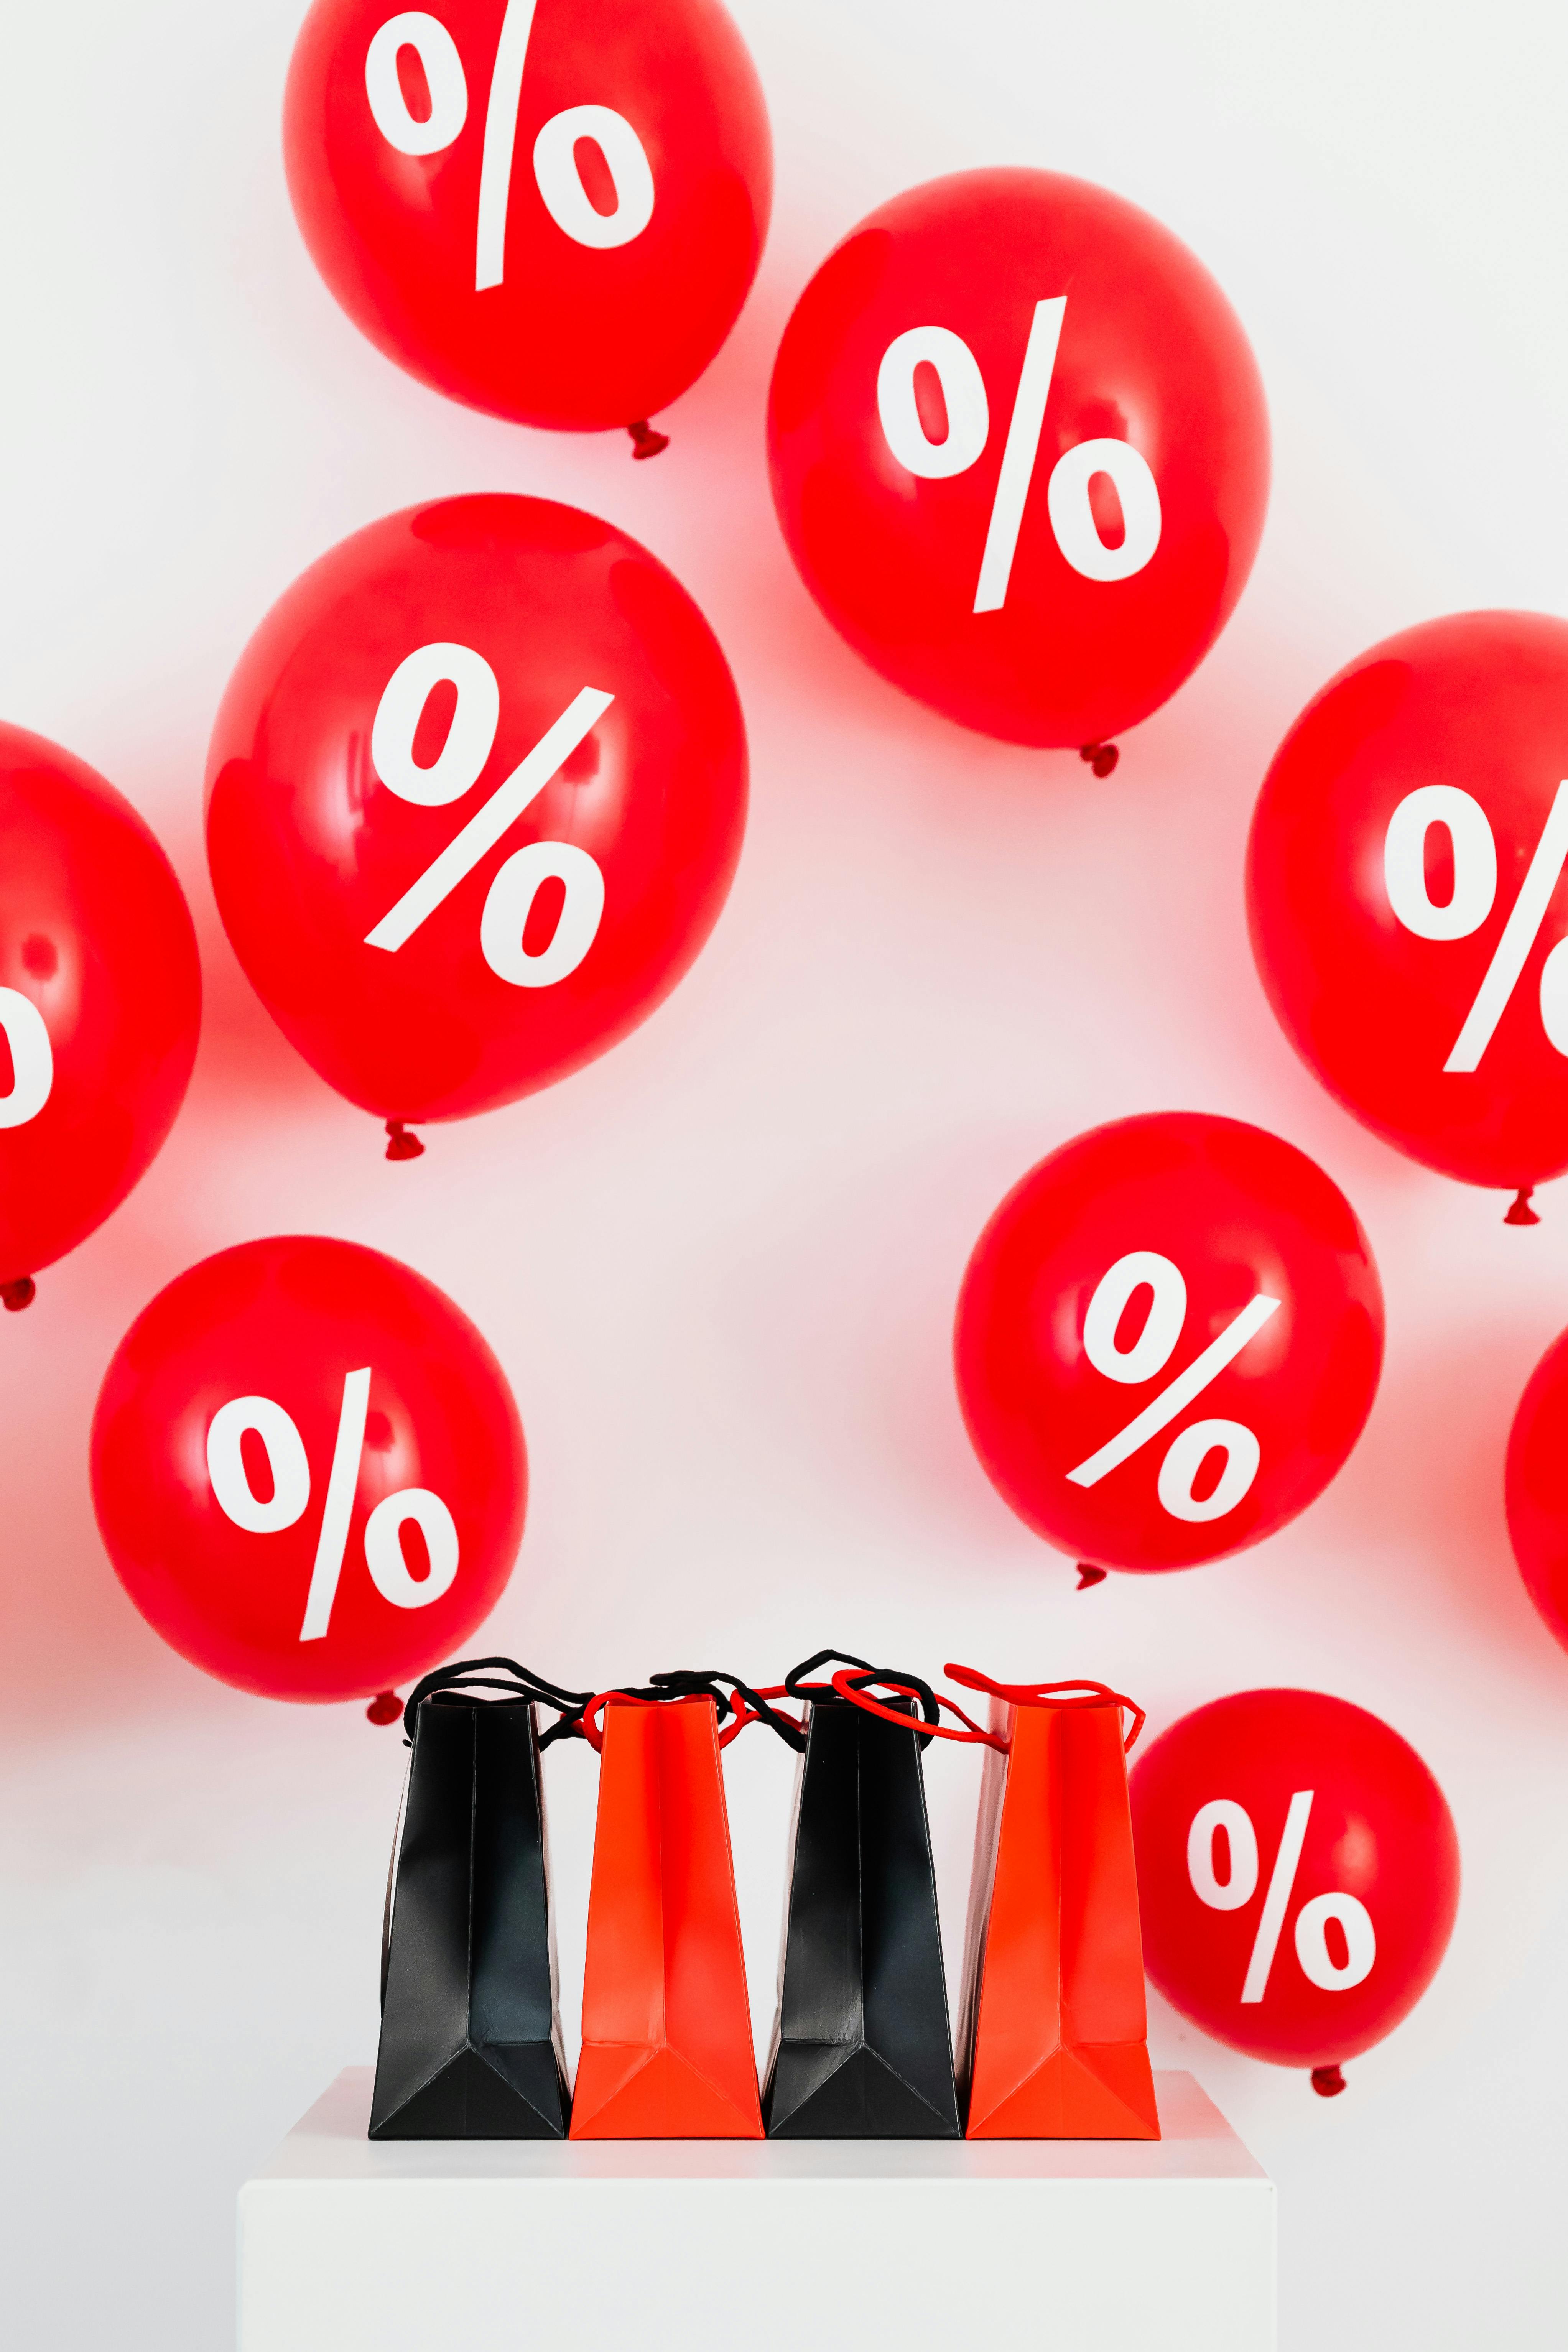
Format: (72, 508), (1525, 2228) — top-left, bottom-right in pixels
(91, 1236), (527, 1707)
(206, 495), (746, 1158)
(1131, 1689), (1460, 2092)
(206, 1372), (461, 1640)
(954, 1113), (1384, 1580)
(1504, 1317), (1568, 1660)
(285, 0), (771, 440)
(361, 643), (614, 993)
(1249, 610), (1568, 1221)
(768, 169), (1269, 753)
(0, 987), (52, 1133)
(2, 722), (201, 1315)
(1065, 1249), (1281, 1527)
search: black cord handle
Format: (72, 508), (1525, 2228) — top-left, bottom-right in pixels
(645, 1666), (806, 1750)
(600, 1668), (738, 1719)
(401, 1656), (593, 1748)
(784, 1650), (940, 1747)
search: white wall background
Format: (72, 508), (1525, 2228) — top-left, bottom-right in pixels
(3, 0), (1567, 2343)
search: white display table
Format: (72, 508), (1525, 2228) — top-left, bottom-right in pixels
(239, 2068), (1274, 2352)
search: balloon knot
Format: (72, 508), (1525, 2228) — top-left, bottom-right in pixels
(2, 1277), (36, 1313)
(1504, 1187), (1540, 1226)
(385, 1120), (425, 1162)
(1311, 2063), (1347, 2097)
(366, 1691), (403, 1727)
(628, 420), (669, 460)
(1076, 1562), (1108, 1589)
(1079, 742), (1119, 778)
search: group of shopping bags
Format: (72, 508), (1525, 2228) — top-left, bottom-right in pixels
(370, 1653), (1162, 2143)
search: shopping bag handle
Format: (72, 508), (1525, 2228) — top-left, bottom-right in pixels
(400, 1656), (593, 1747)
(944, 1664), (1147, 1751)
(578, 1670), (806, 1753)
(650, 1667), (806, 1750)
(826, 1667), (1008, 1749)
(782, 1650), (941, 1739)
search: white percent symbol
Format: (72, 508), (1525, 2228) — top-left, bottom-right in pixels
(0, 988), (53, 1128)
(1384, 779), (1568, 1069)
(364, 2), (655, 291)
(1065, 1250), (1281, 1521)
(875, 298), (1163, 613)
(1188, 1794), (1377, 2001)
(363, 642), (612, 987)
(207, 1373), (459, 1642)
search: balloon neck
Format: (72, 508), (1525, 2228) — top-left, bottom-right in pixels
(1505, 1187), (1540, 1226)
(366, 1691), (404, 1727)
(1310, 2063), (1347, 2097)
(385, 1120), (425, 1162)
(1076, 1562), (1108, 1589)
(1079, 742), (1120, 778)
(2, 1277), (36, 1313)
(628, 419), (670, 460)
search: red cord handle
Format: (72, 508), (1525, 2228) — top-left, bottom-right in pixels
(578, 1689), (635, 1752)
(716, 1701), (760, 1749)
(827, 1669), (1008, 1750)
(944, 1664), (1146, 1751)
(714, 1686), (806, 1747)
(577, 1687), (786, 1752)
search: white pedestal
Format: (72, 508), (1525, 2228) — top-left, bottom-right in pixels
(239, 2069), (1274, 2352)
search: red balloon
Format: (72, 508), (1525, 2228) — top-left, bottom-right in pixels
(284, 0), (770, 437)
(1, 724), (201, 1308)
(206, 494), (746, 1146)
(767, 169), (1269, 749)
(1248, 610), (1568, 1216)
(953, 1113), (1383, 1576)
(1130, 1689), (1460, 2084)
(91, 1235), (526, 1703)
(1504, 1323), (1568, 1653)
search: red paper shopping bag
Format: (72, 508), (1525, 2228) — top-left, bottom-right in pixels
(571, 1683), (776, 2138)
(950, 1668), (1160, 2140)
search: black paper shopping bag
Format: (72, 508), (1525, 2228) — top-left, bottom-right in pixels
(369, 1658), (588, 2140)
(761, 1653), (961, 2137)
